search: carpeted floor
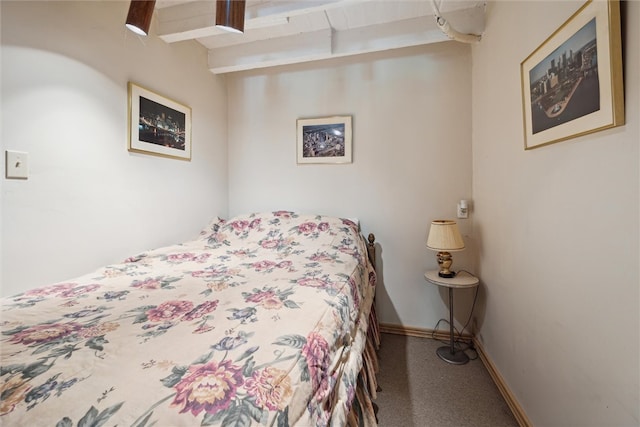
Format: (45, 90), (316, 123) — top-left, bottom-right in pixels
(373, 333), (519, 427)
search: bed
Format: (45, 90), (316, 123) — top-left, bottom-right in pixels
(0, 211), (380, 426)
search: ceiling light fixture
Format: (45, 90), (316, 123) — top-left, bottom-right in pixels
(215, 0), (246, 34)
(125, 0), (156, 36)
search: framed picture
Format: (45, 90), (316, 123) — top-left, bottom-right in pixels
(520, 0), (624, 150)
(128, 82), (192, 161)
(297, 116), (352, 164)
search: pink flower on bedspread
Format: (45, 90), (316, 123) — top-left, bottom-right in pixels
(348, 277), (360, 310)
(260, 239), (279, 249)
(259, 237), (295, 251)
(308, 252), (336, 263)
(21, 283), (75, 298)
(181, 300), (219, 321)
(260, 297), (284, 310)
(165, 252), (211, 263)
(147, 300), (194, 322)
(301, 332), (331, 391)
(297, 277), (329, 289)
(243, 289), (285, 310)
(58, 284), (100, 298)
(229, 249), (251, 258)
(273, 211), (294, 218)
(9, 322), (82, 345)
(131, 277), (162, 290)
(193, 325), (215, 334)
(229, 220), (250, 234)
(250, 260), (277, 271)
(245, 367), (293, 411)
(172, 360), (244, 416)
(277, 260), (293, 269)
(338, 246), (358, 258)
(191, 266), (238, 280)
(245, 290), (277, 304)
(298, 222), (317, 234)
(318, 222), (330, 232)
(369, 270), (376, 286)
(341, 218), (358, 232)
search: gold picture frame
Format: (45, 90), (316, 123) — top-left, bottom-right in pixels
(520, 0), (624, 150)
(128, 82), (192, 161)
(296, 116), (352, 164)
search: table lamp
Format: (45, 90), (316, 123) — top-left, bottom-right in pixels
(426, 220), (465, 278)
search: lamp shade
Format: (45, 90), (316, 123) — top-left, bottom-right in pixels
(215, 0), (246, 34)
(426, 220), (465, 252)
(125, 0), (156, 36)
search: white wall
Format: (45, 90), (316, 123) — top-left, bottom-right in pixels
(1, 1), (228, 296)
(472, 1), (639, 425)
(226, 43), (476, 330)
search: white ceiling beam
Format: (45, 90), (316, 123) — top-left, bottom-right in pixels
(157, 0), (484, 44)
(198, 10), (331, 49)
(156, 1), (294, 42)
(207, 15), (466, 74)
(326, 1), (430, 31)
(156, 1), (217, 42)
(157, 0), (353, 43)
(159, 0), (485, 73)
(332, 16), (449, 57)
(244, 0), (344, 20)
(208, 28), (332, 74)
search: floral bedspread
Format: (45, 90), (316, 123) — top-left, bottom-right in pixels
(0, 212), (376, 426)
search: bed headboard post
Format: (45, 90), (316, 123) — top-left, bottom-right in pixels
(367, 233), (376, 270)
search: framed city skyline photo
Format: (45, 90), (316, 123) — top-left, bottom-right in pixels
(297, 116), (352, 164)
(128, 82), (192, 161)
(520, 0), (624, 150)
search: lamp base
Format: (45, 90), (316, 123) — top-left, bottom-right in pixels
(436, 346), (469, 365)
(438, 271), (456, 278)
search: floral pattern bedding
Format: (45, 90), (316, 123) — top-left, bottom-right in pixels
(0, 212), (376, 427)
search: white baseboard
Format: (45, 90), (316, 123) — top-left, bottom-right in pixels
(379, 323), (532, 427)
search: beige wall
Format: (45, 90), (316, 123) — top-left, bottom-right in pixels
(226, 42), (476, 330)
(472, 1), (639, 425)
(1, 1), (228, 296)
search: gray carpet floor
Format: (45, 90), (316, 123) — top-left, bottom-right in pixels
(374, 333), (519, 427)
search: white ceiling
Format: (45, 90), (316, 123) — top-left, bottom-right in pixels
(154, 0), (486, 74)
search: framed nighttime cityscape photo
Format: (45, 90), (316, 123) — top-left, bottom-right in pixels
(297, 116), (352, 164)
(128, 82), (192, 161)
(520, 0), (624, 150)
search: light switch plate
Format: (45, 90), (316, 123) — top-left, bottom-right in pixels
(6, 150), (29, 179)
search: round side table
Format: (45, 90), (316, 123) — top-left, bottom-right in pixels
(424, 270), (479, 365)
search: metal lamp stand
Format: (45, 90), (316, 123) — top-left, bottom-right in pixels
(436, 287), (469, 365)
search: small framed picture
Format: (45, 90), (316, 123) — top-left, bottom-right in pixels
(296, 116), (352, 164)
(128, 82), (192, 161)
(520, 0), (624, 150)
